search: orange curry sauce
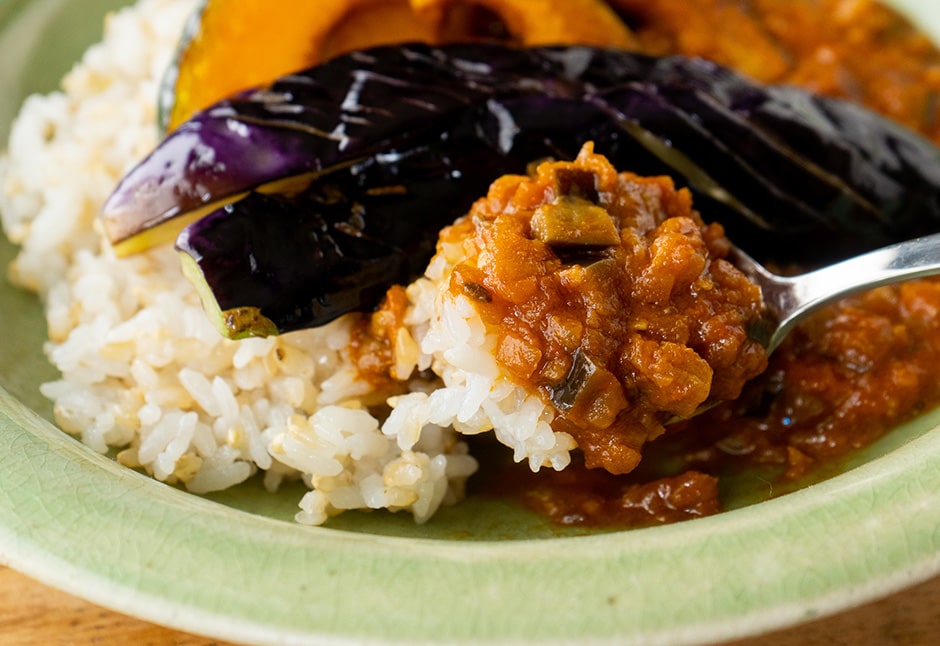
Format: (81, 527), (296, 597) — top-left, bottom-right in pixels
(441, 145), (767, 476)
(353, 0), (940, 528)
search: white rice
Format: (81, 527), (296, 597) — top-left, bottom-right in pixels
(0, 0), (575, 524)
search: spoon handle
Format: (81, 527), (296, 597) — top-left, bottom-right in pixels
(749, 231), (940, 352)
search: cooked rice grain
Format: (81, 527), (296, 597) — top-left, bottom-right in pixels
(0, 0), (577, 525)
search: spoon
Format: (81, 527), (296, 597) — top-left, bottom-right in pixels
(671, 230), (940, 423)
(729, 230), (940, 355)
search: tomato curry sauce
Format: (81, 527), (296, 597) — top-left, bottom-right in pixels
(354, 0), (940, 528)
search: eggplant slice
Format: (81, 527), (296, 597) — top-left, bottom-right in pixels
(102, 43), (940, 337)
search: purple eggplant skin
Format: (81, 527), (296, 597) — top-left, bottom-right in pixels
(109, 42), (940, 335)
(179, 87), (940, 338)
(177, 96), (618, 337)
(109, 43), (940, 264)
(167, 44), (940, 338)
(102, 44), (586, 255)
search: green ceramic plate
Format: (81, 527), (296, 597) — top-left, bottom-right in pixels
(2, 1), (940, 643)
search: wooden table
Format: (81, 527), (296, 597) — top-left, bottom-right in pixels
(1, 565), (939, 645)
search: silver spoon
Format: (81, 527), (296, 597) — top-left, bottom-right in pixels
(729, 230), (940, 355)
(671, 231), (940, 422)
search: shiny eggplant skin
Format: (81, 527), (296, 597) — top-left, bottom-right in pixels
(106, 43), (940, 336)
(103, 44), (584, 253)
(177, 96), (618, 337)
(109, 44), (940, 258)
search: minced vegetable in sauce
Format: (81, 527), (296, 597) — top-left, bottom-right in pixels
(472, 277), (940, 529)
(157, 0), (940, 528)
(438, 144), (768, 475)
(288, 0), (940, 528)
(349, 0), (940, 525)
(353, 143), (771, 525)
(160, 0), (940, 525)
(500, 0), (940, 528)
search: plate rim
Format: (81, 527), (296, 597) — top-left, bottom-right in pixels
(3, 0), (940, 643)
(4, 382), (940, 644)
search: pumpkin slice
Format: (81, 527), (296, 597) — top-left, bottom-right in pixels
(162, 0), (436, 131)
(411, 0), (634, 47)
(160, 0), (635, 131)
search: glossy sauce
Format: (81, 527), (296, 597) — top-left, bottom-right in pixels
(509, 278), (940, 528)
(516, 0), (940, 528)
(355, 0), (940, 529)
(438, 144), (767, 475)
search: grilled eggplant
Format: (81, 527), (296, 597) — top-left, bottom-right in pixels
(176, 98), (618, 337)
(101, 43), (940, 337)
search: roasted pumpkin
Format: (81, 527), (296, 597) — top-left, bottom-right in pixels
(161, 0), (635, 131)
(409, 0), (635, 48)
